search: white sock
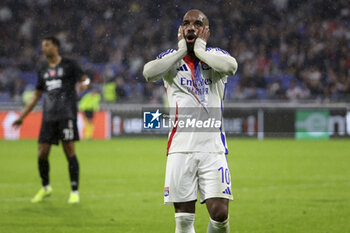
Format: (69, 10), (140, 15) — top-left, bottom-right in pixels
(175, 213), (196, 233)
(43, 185), (51, 190)
(207, 217), (229, 233)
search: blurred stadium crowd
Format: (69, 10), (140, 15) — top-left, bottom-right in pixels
(0, 0), (349, 104)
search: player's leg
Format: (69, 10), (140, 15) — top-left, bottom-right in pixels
(164, 153), (198, 233)
(62, 141), (80, 203)
(62, 141), (79, 191)
(38, 143), (51, 188)
(60, 119), (80, 203)
(31, 143), (53, 203)
(174, 201), (196, 233)
(31, 120), (58, 203)
(197, 153), (233, 233)
(206, 198), (230, 233)
(60, 119), (80, 192)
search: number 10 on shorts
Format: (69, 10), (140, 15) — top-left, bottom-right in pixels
(218, 166), (230, 185)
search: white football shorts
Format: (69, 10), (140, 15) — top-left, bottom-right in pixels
(164, 152), (233, 205)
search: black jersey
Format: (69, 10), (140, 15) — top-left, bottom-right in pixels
(36, 57), (84, 121)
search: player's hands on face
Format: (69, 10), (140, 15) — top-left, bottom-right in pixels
(197, 26), (210, 42)
(12, 118), (23, 129)
(178, 26), (184, 41)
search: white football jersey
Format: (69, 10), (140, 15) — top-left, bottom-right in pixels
(157, 48), (232, 155)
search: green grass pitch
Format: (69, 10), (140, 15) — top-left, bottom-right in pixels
(0, 138), (349, 233)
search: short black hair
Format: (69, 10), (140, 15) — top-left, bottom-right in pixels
(43, 36), (60, 48)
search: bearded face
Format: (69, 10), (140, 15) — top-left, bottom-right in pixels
(182, 10), (208, 53)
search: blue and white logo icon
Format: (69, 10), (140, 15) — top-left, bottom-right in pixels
(143, 109), (162, 129)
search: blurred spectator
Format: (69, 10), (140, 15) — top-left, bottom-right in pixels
(301, 66), (323, 98)
(103, 81), (117, 103)
(232, 85), (246, 101)
(79, 88), (101, 139)
(22, 84), (35, 105)
(300, 83), (311, 100)
(115, 77), (127, 101)
(286, 81), (302, 101)
(267, 79), (286, 99)
(0, 68), (6, 92)
(0, 5), (12, 21)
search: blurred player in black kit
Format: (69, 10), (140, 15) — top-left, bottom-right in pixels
(13, 36), (90, 204)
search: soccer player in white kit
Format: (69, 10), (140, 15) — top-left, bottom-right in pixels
(143, 9), (238, 233)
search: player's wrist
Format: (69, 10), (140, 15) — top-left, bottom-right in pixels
(194, 38), (206, 50)
(178, 39), (187, 51)
(194, 38), (206, 57)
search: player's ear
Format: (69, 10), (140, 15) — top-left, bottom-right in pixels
(205, 26), (210, 35)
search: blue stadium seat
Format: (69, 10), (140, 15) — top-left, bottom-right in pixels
(225, 74), (240, 100)
(93, 64), (106, 74)
(79, 57), (89, 65)
(257, 88), (267, 99)
(0, 92), (11, 102)
(21, 72), (37, 86)
(280, 75), (295, 90)
(264, 76), (275, 85)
